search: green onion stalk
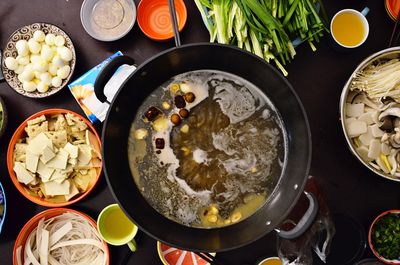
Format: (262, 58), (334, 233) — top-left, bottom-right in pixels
(194, 0), (329, 76)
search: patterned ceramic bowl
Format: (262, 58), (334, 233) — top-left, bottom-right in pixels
(0, 182), (6, 235)
(157, 241), (215, 265)
(0, 96), (7, 139)
(1, 23), (76, 98)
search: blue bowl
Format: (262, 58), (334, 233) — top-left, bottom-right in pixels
(0, 182), (6, 234)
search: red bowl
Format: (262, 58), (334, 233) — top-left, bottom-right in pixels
(368, 209), (400, 264)
(7, 108), (102, 207)
(137, 0), (187, 41)
(13, 208), (110, 265)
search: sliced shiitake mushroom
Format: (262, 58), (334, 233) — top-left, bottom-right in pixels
(381, 96), (396, 105)
(351, 92), (378, 109)
(389, 134), (400, 148)
(379, 116), (394, 132)
(379, 102), (400, 112)
(379, 107), (400, 119)
(394, 117), (400, 128)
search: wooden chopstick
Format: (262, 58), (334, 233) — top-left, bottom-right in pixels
(389, 2), (400, 47)
(167, 0), (181, 47)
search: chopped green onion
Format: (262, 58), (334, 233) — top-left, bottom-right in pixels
(371, 213), (400, 260)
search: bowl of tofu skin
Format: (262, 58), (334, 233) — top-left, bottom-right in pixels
(7, 108), (102, 207)
(340, 47), (400, 182)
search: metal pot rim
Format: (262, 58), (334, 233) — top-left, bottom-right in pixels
(100, 43), (312, 251)
(340, 47), (400, 182)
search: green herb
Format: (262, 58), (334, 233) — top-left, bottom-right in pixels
(371, 213), (400, 260)
(194, 0), (329, 76)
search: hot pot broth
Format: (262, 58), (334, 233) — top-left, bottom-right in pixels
(128, 70), (286, 228)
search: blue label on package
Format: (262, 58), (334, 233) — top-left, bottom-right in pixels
(68, 51), (123, 123)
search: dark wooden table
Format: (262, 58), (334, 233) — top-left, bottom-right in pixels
(0, 0), (399, 264)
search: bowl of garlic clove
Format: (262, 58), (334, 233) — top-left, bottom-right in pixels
(1, 23), (76, 98)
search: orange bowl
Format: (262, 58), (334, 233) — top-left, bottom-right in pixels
(368, 209), (400, 264)
(7, 108), (102, 207)
(13, 208), (110, 265)
(157, 241), (215, 265)
(137, 0), (187, 41)
(386, 0), (400, 22)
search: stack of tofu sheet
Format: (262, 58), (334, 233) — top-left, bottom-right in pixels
(13, 113), (101, 202)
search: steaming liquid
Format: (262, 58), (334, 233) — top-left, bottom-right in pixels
(128, 70), (286, 228)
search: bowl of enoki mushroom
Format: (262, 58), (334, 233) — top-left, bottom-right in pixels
(341, 47), (400, 182)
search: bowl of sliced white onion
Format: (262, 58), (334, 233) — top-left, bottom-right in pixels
(13, 208), (109, 265)
(1, 23), (76, 98)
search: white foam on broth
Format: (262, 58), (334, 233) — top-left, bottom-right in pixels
(192, 148), (210, 165)
(128, 70), (286, 227)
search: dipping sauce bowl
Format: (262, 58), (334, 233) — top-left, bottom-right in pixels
(137, 0), (187, 41)
(81, 0), (136, 41)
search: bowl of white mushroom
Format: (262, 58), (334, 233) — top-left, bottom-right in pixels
(340, 47), (400, 182)
(1, 23), (75, 98)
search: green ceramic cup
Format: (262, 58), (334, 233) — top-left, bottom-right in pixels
(97, 204), (138, 252)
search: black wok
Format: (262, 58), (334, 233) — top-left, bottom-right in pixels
(95, 43), (312, 252)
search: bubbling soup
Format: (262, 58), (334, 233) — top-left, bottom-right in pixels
(128, 70), (286, 228)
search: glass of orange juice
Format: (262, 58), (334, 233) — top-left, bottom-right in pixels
(330, 7), (369, 49)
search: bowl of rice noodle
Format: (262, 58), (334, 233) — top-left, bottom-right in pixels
(13, 208), (109, 265)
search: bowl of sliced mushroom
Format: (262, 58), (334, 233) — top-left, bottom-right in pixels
(340, 47), (400, 182)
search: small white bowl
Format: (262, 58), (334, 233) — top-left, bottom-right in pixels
(80, 0), (136, 41)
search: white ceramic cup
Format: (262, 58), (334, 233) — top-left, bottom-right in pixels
(330, 7), (370, 49)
